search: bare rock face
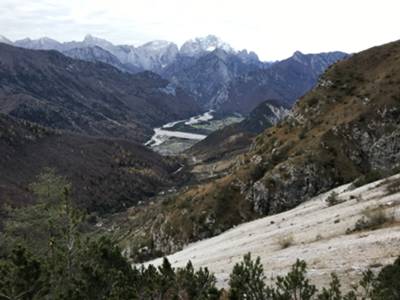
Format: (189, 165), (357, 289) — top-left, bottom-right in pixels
(246, 104), (400, 215)
(247, 161), (336, 215)
(62, 46), (142, 74)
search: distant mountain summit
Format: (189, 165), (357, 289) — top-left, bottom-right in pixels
(134, 40), (179, 72)
(14, 37), (63, 50)
(180, 34), (234, 56)
(161, 48), (264, 108)
(63, 46), (142, 73)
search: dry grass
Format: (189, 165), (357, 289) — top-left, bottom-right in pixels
(277, 234), (294, 249)
(353, 206), (393, 232)
(386, 178), (400, 195)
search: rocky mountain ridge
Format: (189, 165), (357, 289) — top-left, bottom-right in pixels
(8, 34), (256, 74)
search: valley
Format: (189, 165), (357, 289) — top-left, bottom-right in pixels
(145, 110), (243, 155)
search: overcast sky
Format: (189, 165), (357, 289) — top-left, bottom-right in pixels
(2, 0), (400, 60)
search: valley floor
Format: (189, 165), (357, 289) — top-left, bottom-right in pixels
(146, 174), (400, 290)
(145, 110), (243, 155)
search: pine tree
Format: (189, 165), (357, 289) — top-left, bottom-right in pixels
(176, 261), (220, 299)
(228, 253), (267, 300)
(317, 273), (342, 300)
(370, 257), (400, 300)
(157, 257), (176, 299)
(271, 259), (316, 300)
(73, 236), (137, 300)
(0, 246), (45, 300)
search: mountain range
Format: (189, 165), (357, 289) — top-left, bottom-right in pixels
(2, 34), (347, 113)
(9, 34), (255, 74)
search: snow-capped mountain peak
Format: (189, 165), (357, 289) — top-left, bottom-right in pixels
(180, 34), (234, 56)
(140, 40), (175, 50)
(14, 36), (62, 50)
(83, 34), (115, 48)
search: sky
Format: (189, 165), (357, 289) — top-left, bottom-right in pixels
(1, 0), (400, 61)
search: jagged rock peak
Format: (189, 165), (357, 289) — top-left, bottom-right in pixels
(180, 34), (234, 56)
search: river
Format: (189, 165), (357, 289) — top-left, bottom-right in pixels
(144, 110), (214, 148)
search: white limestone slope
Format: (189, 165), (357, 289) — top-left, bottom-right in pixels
(146, 174), (400, 289)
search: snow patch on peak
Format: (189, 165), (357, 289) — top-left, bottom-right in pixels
(180, 35), (234, 57)
(206, 45), (216, 51)
(141, 40), (174, 49)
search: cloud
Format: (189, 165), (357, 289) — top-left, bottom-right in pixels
(1, 0), (400, 60)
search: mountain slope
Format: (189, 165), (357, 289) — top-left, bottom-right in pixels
(133, 40), (179, 72)
(120, 39), (400, 260)
(188, 99), (290, 162)
(215, 51), (348, 114)
(162, 49), (262, 108)
(180, 35), (235, 57)
(0, 114), (185, 214)
(62, 46), (141, 73)
(146, 174), (400, 290)
(0, 43), (200, 142)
